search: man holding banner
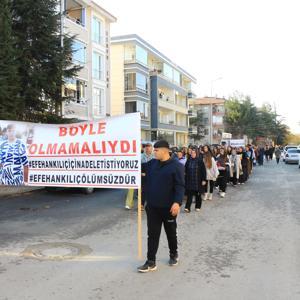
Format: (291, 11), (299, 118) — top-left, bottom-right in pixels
(138, 140), (185, 273)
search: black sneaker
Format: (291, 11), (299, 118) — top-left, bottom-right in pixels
(169, 255), (179, 266)
(137, 260), (157, 273)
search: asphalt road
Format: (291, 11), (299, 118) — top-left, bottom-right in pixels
(0, 160), (299, 300)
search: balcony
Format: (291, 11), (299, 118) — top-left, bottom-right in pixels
(63, 100), (88, 120)
(65, 0), (86, 27)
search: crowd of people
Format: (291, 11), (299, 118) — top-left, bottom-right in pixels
(126, 141), (260, 212)
(133, 140), (280, 272)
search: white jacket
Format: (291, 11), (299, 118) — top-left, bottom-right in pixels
(205, 157), (219, 181)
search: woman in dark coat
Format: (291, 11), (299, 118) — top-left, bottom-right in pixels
(184, 149), (207, 212)
(238, 147), (249, 183)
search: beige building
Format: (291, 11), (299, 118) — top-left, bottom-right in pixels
(110, 34), (196, 146)
(60, 0), (116, 120)
(189, 97), (226, 145)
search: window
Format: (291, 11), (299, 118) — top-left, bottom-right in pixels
(63, 78), (86, 104)
(136, 73), (148, 92)
(125, 102), (136, 113)
(72, 40), (86, 64)
(93, 88), (104, 115)
(93, 52), (103, 80)
(136, 45), (148, 65)
(124, 44), (135, 62)
(125, 101), (149, 120)
(163, 63), (173, 80)
(173, 69), (180, 85)
(125, 73), (148, 93)
(125, 73), (135, 91)
(92, 17), (102, 44)
(137, 101), (149, 119)
(157, 131), (174, 145)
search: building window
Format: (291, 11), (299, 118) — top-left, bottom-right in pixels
(173, 69), (181, 85)
(137, 101), (149, 119)
(157, 131), (175, 146)
(63, 78), (86, 104)
(125, 73), (135, 91)
(136, 73), (148, 92)
(72, 40), (86, 64)
(125, 102), (136, 113)
(92, 17), (102, 44)
(93, 52), (104, 80)
(163, 63), (173, 80)
(124, 44), (135, 62)
(125, 73), (148, 93)
(93, 87), (104, 115)
(136, 45), (148, 65)
(125, 101), (149, 120)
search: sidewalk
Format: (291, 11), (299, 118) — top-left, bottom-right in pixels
(0, 186), (43, 197)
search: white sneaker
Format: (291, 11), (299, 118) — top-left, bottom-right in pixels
(220, 192), (226, 198)
(207, 193), (213, 201)
(202, 193), (208, 201)
(195, 208), (201, 212)
(125, 205), (131, 210)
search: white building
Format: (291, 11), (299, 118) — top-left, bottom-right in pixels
(60, 0), (116, 120)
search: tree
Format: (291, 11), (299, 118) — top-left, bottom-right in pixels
(0, 0), (20, 120)
(224, 92), (290, 144)
(224, 93), (258, 139)
(10, 0), (81, 123)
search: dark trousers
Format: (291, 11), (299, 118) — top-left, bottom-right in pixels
(146, 206), (178, 262)
(276, 157), (280, 164)
(231, 173), (238, 186)
(217, 170), (227, 192)
(204, 180), (214, 193)
(239, 166), (248, 183)
(185, 190), (202, 210)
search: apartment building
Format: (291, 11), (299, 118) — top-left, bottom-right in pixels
(110, 34), (196, 146)
(189, 97), (226, 145)
(60, 0), (116, 120)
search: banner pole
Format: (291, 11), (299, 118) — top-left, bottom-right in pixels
(137, 188), (142, 260)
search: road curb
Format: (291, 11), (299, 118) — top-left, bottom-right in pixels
(0, 186), (43, 197)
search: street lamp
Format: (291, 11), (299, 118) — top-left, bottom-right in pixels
(210, 77), (223, 144)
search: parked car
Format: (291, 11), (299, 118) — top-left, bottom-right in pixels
(283, 145), (298, 162)
(45, 187), (95, 194)
(285, 148), (300, 164)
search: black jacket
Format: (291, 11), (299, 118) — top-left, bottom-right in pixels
(142, 156), (185, 208)
(185, 157), (207, 192)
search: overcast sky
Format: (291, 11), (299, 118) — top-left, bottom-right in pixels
(98, 0), (300, 133)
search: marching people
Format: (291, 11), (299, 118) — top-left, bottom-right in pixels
(216, 148), (229, 198)
(138, 140), (184, 273)
(274, 146), (281, 164)
(229, 148), (242, 186)
(265, 145), (270, 162)
(125, 142), (154, 210)
(141, 142), (155, 208)
(202, 145), (219, 201)
(238, 147), (249, 184)
(177, 149), (187, 166)
(184, 148), (206, 212)
(258, 146), (265, 166)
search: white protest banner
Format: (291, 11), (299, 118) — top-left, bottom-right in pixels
(229, 139), (246, 148)
(0, 113), (141, 189)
